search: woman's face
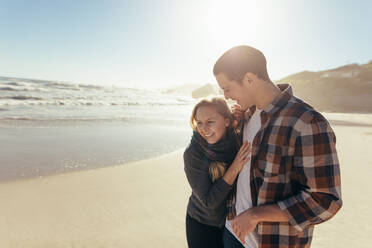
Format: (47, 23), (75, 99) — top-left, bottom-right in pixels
(195, 105), (229, 144)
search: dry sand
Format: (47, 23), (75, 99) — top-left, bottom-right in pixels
(0, 151), (190, 248)
(0, 117), (371, 247)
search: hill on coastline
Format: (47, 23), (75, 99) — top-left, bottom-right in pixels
(276, 61), (372, 113)
(177, 61), (372, 113)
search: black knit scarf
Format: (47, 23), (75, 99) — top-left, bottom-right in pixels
(190, 127), (239, 165)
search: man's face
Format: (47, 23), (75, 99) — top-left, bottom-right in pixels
(216, 73), (254, 110)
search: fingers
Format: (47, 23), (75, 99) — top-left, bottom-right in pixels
(241, 153), (251, 164)
(240, 150), (250, 162)
(236, 143), (245, 156)
(239, 235), (245, 244)
(232, 142), (252, 170)
(232, 220), (246, 244)
(233, 112), (244, 121)
(240, 141), (250, 150)
(241, 144), (251, 155)
(238, 142), (251, 155)
(237, 232), (244, 243)
(232, 104), (242, 111)
(232, 105), (244, 121)
(234, 110), (243, 115)
(233, 108), (243, 114)
(236, 142), (251, 162)
(232, 221), (238, 235)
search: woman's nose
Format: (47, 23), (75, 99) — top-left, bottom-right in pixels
(200, 124), (210, 134)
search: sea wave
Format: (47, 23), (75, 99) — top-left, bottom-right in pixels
(0, 99), (192, 106)
(2, 82), (25, 86)
(0, 86), (50, 92)
(0, 96), (44, 100)
(0, 87), (22, 91)
(0, 95), (43, 100)
(0, 76), (196, 123)
(0, 116), (130, 122)
(0, 115), (189, 124)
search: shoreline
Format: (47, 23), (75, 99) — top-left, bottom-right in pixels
(1, 113), (371, 184)
(0, 120), (191, 182)
(0, 148), (187, 185)
(0, 147), (186, 186)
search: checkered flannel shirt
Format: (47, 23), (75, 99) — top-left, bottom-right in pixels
(227, 84), (342, 248)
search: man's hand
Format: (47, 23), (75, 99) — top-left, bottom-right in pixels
(232, 208), (259, 244)
(232, 204), (290, 243)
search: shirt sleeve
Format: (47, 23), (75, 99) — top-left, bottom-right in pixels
(184, 150), (232, 210)
(277, 115), (342, 232)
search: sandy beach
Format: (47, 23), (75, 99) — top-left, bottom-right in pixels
(0, 117), (371, 247)
(1, 0), (371, 246)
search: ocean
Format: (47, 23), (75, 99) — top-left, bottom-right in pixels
(0, 77), (199, 182)
(2, 76), (371, 182)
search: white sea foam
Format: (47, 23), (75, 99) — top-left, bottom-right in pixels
(0, 77), (197, 122)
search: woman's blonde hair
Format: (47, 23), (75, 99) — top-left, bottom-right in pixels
(209, 161), (228, 182)
(190, 97), (233, 131)
(190, 97), (233, 182)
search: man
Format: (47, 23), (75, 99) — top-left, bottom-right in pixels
(213, 45), (342, 248)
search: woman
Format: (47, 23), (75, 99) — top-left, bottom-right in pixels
(184, 98), (250, 248)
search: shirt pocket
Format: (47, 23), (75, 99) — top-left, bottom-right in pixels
(256, 143), (292, 178)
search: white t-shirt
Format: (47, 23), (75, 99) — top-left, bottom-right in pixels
(225, 108), (262, 248)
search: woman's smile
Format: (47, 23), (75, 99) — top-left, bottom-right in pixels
(203, 133), (213, 137)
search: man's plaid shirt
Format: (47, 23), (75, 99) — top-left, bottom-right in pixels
(227, 84), (342, 248)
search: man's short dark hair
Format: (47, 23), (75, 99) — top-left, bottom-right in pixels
(213, 45), (270, 82)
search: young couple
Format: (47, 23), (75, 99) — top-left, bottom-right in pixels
(184, 45), (342, 248)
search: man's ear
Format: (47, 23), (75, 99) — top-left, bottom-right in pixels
(243, 72), (257, 86)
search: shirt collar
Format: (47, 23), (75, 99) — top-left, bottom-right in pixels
(262, 83), (293, 117)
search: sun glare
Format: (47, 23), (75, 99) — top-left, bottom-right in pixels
(200, 0), (267, 51)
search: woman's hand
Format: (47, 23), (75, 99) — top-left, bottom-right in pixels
(230, 141), (251, 173)
(223, 141), (251, 185)
(232, 104), (245, 122)
(232, 104), (253, 123)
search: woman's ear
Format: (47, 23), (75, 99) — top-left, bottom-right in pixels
(225, 118), (230, 127)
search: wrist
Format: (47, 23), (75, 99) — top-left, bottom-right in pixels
(245, 204), (289, 223)
(227, 164), (240, 175)
(246, 207), (261, 224)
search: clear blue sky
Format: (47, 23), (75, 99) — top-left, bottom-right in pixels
(0, 0), (371, 88)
